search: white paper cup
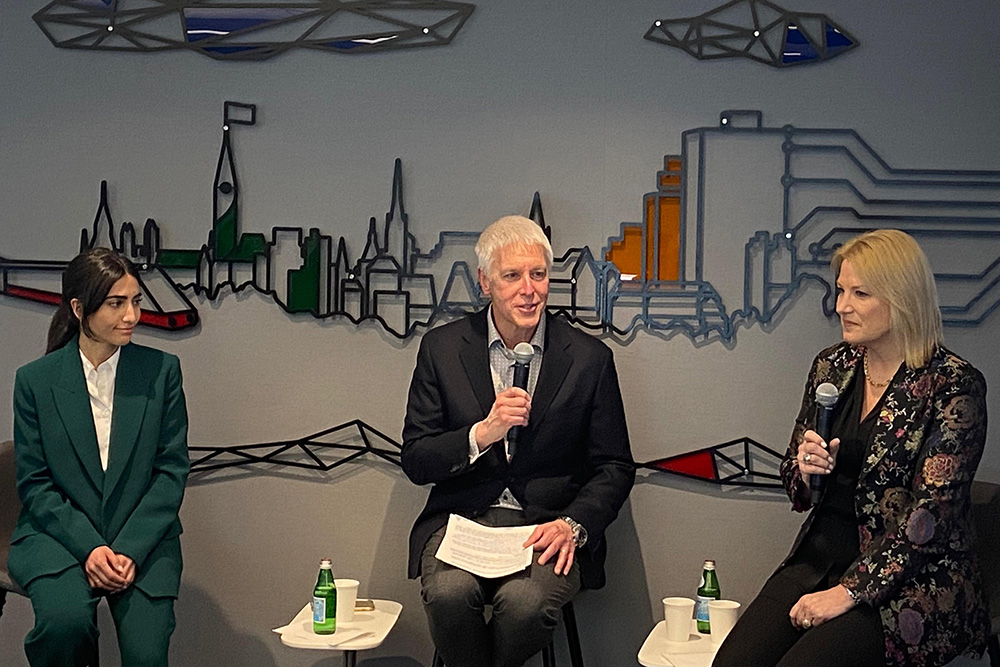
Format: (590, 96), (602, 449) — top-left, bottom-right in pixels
(708, 599), (741, 644)
(335, 579), (360, 623)
(662, 597), (695, 642)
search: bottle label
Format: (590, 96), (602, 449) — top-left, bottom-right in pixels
(313, 597), (326, 623)
(696, 595), (712, 623)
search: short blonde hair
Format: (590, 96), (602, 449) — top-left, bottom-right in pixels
(832, 229), (942, 367)
(475, 215), (552, 276)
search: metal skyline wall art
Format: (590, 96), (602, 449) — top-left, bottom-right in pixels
(3, 103), (1000, 345)
(188, 419), (402, 474)
(4, 102), (999, 489)
(644, 0), (858, 67)
(187, 417), (785, 490)
(33, 0), (475, 60)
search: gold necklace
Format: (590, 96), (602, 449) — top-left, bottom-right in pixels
(863, 351), (892, 388)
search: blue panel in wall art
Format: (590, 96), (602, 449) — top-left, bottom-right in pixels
(644, 0), (858, 68)
(3, 104), (1000, 347)
(32, 0), (475, 61)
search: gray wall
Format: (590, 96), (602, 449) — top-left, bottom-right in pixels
(2, 1), (998, 665)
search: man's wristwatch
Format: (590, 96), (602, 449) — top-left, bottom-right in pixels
(559, 516), (588, 548)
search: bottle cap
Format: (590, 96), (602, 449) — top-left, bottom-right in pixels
(703, 559), (716, 570)
(319, 559), (332, 568)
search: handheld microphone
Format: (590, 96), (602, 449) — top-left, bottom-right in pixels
(811, 382), (840, 506)
(507, 342), (535, 457)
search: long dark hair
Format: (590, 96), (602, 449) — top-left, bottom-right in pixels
(46, 248), (138, 354)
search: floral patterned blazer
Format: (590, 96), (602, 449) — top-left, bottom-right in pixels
(779, 342), (990, 667)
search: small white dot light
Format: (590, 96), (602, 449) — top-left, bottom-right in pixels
(422, 27), (430, 34)
(785, 232), (793, 239)
(722, 117), (728, 125)
(107, 25), (114, 32)
(223, 125), (229, 131)
(753, 30), (760, 37)
(655, 21), (662, 27)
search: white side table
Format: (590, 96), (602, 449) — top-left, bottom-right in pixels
(638, 619), (719, 667)
(276, 599), (403, 667)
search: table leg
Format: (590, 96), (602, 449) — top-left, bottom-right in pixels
(343, 650), (357, 667)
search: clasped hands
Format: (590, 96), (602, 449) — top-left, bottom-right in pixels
(86, 545), (135, 593)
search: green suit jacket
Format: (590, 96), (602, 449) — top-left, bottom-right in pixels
(8, 337), (189, 598)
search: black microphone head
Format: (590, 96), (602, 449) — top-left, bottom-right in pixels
(513, 342), (534, 365)
(816, 382), (839, 408)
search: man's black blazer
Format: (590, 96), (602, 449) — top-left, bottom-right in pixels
(402, 309), (635, 589)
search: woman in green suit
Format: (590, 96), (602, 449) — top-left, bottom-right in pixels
(9, 248), (189, 666)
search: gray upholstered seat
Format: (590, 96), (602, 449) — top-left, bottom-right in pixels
(1, 439), (27, 619)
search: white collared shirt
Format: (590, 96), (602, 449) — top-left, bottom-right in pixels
(80, 347), (120, 472)
(468, 307), (546, 510)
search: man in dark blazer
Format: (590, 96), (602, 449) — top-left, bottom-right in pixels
(10, 334), (189, 666)
(402, 216), (635, 667)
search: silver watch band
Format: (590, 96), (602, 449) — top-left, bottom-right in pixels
(559, 516), (588, 548)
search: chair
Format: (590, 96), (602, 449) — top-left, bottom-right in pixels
(972, 480), (1000, 667)
(1, 439), (27, 620)
(431, 600), (584, 667)
(1, 440), (100, 666)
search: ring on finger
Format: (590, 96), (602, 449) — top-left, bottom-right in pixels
(804, 453), (811, 463)
(802, 618), (812, 629)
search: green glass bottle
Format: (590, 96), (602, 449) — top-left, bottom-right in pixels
(695, 559), (720, 634)
(312, 559), (338, 635)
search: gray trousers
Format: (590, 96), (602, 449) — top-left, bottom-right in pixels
(420, 508), (582, 667)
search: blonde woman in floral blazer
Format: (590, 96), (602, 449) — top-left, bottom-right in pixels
(714, 230), (990, 667)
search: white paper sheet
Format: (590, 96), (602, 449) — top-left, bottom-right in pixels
(434, 514), (535, 578)
(271, 617), (369, 647)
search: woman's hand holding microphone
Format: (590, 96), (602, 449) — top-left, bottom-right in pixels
(797, 429), (840, 484)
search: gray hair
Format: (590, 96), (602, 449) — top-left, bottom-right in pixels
(475, 215), (553, 276)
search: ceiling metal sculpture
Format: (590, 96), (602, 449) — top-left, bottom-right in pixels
(644, 0), (858, 67)
(33, 0), (475, 60)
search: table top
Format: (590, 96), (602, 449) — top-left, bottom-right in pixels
(637, 620), (719, 667)
(276, 599), (403, 651)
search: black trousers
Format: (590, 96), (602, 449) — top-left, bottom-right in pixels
(712, 567), (887, 667)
